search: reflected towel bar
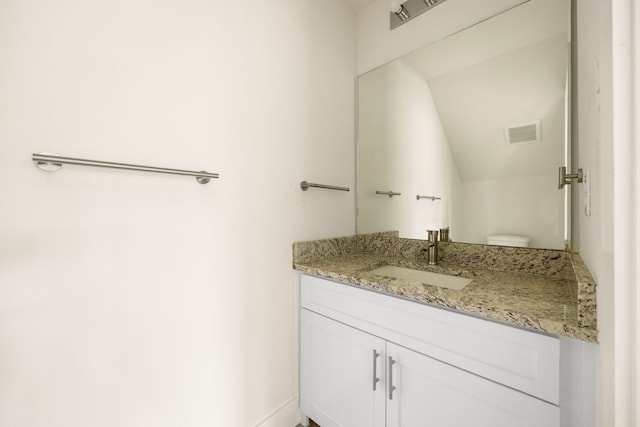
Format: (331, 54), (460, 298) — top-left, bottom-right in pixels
(416, 195), (441, 201)
(32, 153), (219, 184)
(376, 190), (401, 198)
(300, 181), (349, 192)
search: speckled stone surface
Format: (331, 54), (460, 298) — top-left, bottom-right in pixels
(292, 233), (597, 342)
(569, 252), (597, 329)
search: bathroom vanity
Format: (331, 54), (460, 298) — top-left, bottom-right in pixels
(293, 234), (597, 427)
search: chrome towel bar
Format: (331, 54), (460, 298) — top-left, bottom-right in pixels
(32, 153), (219, 184)
(376, 190), (401, 198)
(300, 181), (350, 192)
(416, 195), (441, 201)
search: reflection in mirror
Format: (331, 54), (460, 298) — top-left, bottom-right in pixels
(357, 0), (570, 250)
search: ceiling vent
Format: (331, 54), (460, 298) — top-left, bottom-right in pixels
(504, 121), (541, 145)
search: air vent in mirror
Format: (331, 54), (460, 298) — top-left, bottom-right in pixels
(505, 121), (541, 145)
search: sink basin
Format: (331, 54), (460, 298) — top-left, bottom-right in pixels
(368, 265), (472, 291)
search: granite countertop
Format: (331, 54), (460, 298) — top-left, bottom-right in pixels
(293, 233), (598, 343)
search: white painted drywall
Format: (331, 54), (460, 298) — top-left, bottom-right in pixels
(460, 174), (564, 248)
(574, 0), (640, 426)
(357, 55), (564, 248)
(425, 34), (568, 182)
(0, 1), (356, 426)
(572, 1), (613, 426)
(357, 59), (461, 238)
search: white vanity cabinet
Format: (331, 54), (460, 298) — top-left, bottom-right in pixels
(300, 310), (386, 427)
(384, 341), (558, 426)
(298, 274), (564, 427)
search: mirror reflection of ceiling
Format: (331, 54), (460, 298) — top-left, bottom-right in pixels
(401, 0), (569, 182)
(343, 0), (377, 12)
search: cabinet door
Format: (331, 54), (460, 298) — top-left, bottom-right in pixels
(300, 309), (386, 427)
(386, 343), (559, 427)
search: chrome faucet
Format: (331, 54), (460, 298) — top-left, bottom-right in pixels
(423, 230), (439, 265)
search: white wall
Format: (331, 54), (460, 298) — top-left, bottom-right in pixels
(573, 0), (639, 426)
(357, 60), (460, 238)
(357, 54), (564, 248)
(0, 1), (356, 426)
(572, 0), (614, 425)
(460, 174), (564, 248)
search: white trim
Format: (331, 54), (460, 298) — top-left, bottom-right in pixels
(559, 337), (598, 427)
(611, 0), (638, 425)
(251, 395), (300, 427)
(629, 0), (640, 423)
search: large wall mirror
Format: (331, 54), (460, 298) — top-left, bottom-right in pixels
(357, 0), (570, 250)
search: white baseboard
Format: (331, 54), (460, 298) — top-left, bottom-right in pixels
(252, 395), (300, 427)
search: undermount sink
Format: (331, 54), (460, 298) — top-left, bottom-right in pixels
(368, 265), (472, 291)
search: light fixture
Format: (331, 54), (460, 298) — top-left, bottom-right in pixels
(390, 1), (410, 21)
(390, 0), (449, 29)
